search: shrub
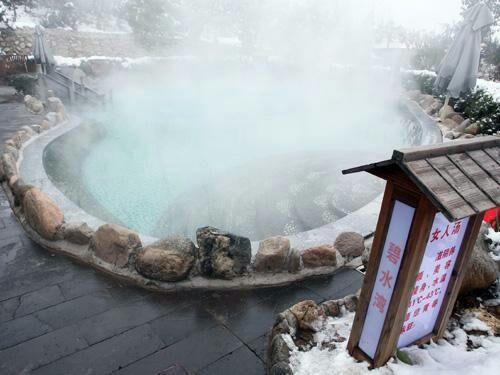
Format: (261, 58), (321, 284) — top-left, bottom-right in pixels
(454, 89), (500, 135)
(7, 73), (38, 95)
(41, 2), (77, 30)
(125, 0), (177, 49)
(401, 71), (444, 98)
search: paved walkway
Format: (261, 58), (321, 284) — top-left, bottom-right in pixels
(0, 93), (363, 375)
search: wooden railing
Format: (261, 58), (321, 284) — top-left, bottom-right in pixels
(0, 55), (36, 76)
(44, 70), (106, 106)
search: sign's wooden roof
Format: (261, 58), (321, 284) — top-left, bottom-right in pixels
(343, 136), (500, 221)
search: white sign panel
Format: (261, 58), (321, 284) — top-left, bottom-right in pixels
(359, 200), (416, 359)
(398, 213), (469, 348)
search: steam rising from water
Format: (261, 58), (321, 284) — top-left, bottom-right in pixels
(64, 1), (418, 240)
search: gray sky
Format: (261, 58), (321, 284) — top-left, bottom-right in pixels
(374, 0), (464, 31)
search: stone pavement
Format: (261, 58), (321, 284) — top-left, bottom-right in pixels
(0, 91), (364, 374)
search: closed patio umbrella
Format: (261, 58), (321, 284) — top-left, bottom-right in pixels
(434, 2), (494, 99)
(33, 25), (55, 73)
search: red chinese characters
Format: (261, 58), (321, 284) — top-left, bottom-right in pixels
(387, 242), (402, 265)
(373, 293), (387, 314)
(379, 270), (393, 288)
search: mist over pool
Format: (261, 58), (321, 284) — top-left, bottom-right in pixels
(43, 61), (418, 240)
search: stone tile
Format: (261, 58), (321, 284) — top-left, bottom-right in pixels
(0, 296), (19, 323)
(76, 295), (182, 345)
(0, 247), (59, 283)
(57, 271), (117, 300)
(247, 334), (270, 363)
(0, 264), (76, 302)
(31, 324), (163, 375)
(34, 289), (117, 329)
(150, 304), (219, 347)
(0, 224), (25, 240)
(223, 286), (322, 342)
(0, 325), (88, 375)
(116, 325), (243, 375)
(157, 363), (189, 375)
(0, 237), (25, 283)
(198, 290), (272, 323)
(14, 284), (66, 318)
(299, 268), (363, 300)
(198, 345), (265, 375)
(106, 283), (154, 304)
(0, 314), (52, 350)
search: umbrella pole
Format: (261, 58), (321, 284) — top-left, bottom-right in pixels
(444, 95), (450, 107)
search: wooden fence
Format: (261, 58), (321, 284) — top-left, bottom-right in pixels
(0, 55), (36, 76)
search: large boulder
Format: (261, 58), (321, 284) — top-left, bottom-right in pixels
(460, 224), (498, 295)
(425, 100), (442, 116)
(254, 236), (290, 272)
(47, 97), (65, 114)
(362, 236), (374, 267)
(1, 153), (17, 180)
(419, 94), (434, 109)
(10, 177), (34, 206)
(442, 118), (459, 129)
(406, 90), (421, 101)
(196, 226), (251, 279)
(439, 104), (455, 121)
(4, 145), (19, 161)
(334, 231), (364, 258)
(23, 188), (64, 240)
(135, 236), (196, 281)
(450, 114), (465, 125)
(62, 222), (94, 245)
(301, 244), (337, 268)
(21, 125), (36, 137)
(90, 223), (141, 268)
(455, 119), (472, 132)
(289, 300), (325, 331)
(464, 123), (480, 135)
(44, 112), (59, 127)
(12, 131), (30, 148)
(24, 95), (44, 114)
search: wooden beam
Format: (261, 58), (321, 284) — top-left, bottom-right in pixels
(393, 136), (499, 163)
(348, 181), (395, 360)
(342, 159), (395, 175)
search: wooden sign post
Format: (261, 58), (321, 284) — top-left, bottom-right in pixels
(343, 136), (500, 368)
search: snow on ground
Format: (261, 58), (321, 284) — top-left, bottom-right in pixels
(476, 79), (500, 101)
(53, 55), (197, 69)
(0, 7), (38, 29)
(287, 310), (500, 375)
(486, 228), (500, 261)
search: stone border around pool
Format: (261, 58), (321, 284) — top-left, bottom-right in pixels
(0, 93), (441, 292)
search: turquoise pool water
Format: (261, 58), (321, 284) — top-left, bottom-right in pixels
(67, 64), (414, 240)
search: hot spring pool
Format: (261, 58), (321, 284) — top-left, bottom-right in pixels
(44, 63), (425, 241)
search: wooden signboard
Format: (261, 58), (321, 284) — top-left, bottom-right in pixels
(343, 136), (499, 368)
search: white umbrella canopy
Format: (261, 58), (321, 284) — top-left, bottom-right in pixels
(434, 3), (495, 98)
(33, 25), (56, 69)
